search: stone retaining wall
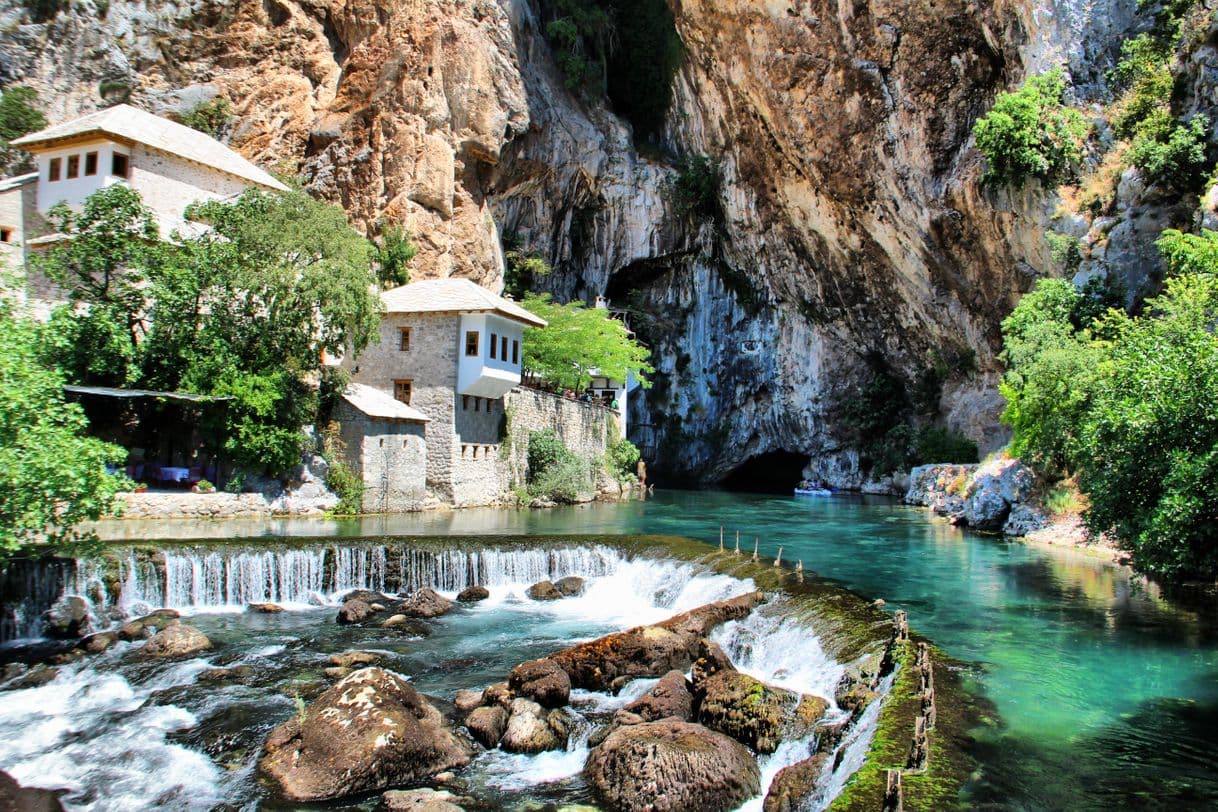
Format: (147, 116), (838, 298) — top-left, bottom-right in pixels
(118, 489), (339, 520)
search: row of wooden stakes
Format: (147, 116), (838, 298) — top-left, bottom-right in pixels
(883, 612), (938, 812)
(716, 527), (806, 573)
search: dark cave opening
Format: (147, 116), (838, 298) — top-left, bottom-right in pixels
(718, 450), (811, 494)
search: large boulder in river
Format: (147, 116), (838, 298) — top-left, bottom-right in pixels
(397, 588), (455, 618)
(696, 670), (827, 754)
(337, 599), (374, 624)
(500, 698), (570, 753)
(525, 580), (563, 600)
(0, 769), (63, 812)
(465, 704), (508, 748)
(550, 592), (765, 692)
(379, 788), (471, 811)
(508, 658), (570, 708)
(554, 576), (585, 596)
(456, 585), (489, 603)
(584, 719), (760, 812)
(142, 624), (212, 658)
(763, 754), (829, 812)
(260, 667), (473, 801)
(625, 669), (694, 721)
(43, 596), (91, 639)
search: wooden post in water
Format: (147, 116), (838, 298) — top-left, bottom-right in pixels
(796, 559), (803, 573)
(774, 546), (783, 567)
(883, 769), (904, 812)
(752, 538), (759, 561)
(719, 526), (724, 551)
(734, 531), (741, 555)
(908, 714), (929, 770)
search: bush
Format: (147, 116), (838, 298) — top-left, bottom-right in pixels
(530, 454), (593, 503)
(527, 429), (570, 478)
(375, 222), (416, 288)
(667, 154), (721, 223)
(0, 85), (47, 173)
(195, 479), (216, 493)
(179, 98), (233, 137)
(973, 67), (1088, 187)
(1045, 231), (1083, 274)
(325, 458), (364, 515)
(1128, 113), (1210, 192)
(606, 438), (641, 479)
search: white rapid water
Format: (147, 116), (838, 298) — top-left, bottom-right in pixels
(0, 648), (224, 811)
(2, 543), (885, 811)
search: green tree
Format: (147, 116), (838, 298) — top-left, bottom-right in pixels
(375, 222), (417, 288)
(521, 292), (654, 392)
(998, 278), (1108, 476)
(973, 67), (1088, 187)
(1128, 113), (1210, 192)
(1076, 273), (1218, 579)
(36, 186), (381, 476)
(0, 85), (46, 173)
(0, 305), (127, 565)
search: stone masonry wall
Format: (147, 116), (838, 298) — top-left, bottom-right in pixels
(333, 400), (428, 513)
(499, 387), (619, 491)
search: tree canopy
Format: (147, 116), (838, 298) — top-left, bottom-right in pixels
(0, 301), (127, 565)
(0, 85), (46, 174)
(1000, 230), (1218, 580)
(34, 185), (382, 475)
(520, 293), (654, 392)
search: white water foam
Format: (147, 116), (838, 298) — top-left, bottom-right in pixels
(0, 653), (223, 811)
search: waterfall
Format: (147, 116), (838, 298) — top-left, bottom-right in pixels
(0, 558), (69, 643)
(73, 543), (626, 616)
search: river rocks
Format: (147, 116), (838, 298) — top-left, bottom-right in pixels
(0, 769), (64, 812)
(962, 479), (1010, 531)
(624, 669), (694, 722)
(465, 704), (508, 748)
(381, 615), (430, 635)
(379, 788), (471, 811)
(550, 592), (765, 691)
(696, 671), (802, 754)
(337, 599), (374, 624)
(908, 459), (1049, 536)
(500, 698), (570, 753)
(508, 658), (571, 708)
(43, 596), (91, 639)
(248, 602), (285, 614)
(691, 639), (735, 688)
(3, 665), (59, 690)
(397, 588), (455, 618)
(456, 586), (489, 603)
(79, 631), (117, 655)
(199, 665), (255, 683)
(142, 624), (212, 658)
(118, 619), (151, 641)
(835, 673), (878, 718)
(584, 719), (760, 812)
(525, 580), (563, 601)
(340, 590), (394, 605)
(763, 754), (829, 812)
(482, 681), (514, 710)
(453, 689), (484, 714)
(260, 667), (474, 801)
(328, 650), (382, 668)
(1004, 503), (1051, 536)
(554, 576), (586, 596)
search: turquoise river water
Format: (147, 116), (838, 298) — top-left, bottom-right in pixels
(93, 489), (1218, 810)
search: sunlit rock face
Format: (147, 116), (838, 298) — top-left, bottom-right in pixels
(0, 0), (1145, 485)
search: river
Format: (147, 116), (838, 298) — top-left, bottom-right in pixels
(7, 489), (1218, 809)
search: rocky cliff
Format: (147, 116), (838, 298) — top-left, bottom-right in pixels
(0, 0), (1156, 487)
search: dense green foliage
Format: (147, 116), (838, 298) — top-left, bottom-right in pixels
(525, 429), (593, 503)
(0, 304), (128, 565)
(605, 437), (641, 480)
(520, 292), (654, 392)
(1001, 230), (1218, 579)
(0, 85), (47, 174)
(666, 154), (721, 223)
(540, 0), (684, 139)
(1045, 231), (1083, 274)
(178, 98), (233, 137)
(1128, 113), (1209, 191)
(375, 222), (417, 288)
(502, 244), (553, 299)
(34, 185), (381, 476)
(973, 68), (1088, 187)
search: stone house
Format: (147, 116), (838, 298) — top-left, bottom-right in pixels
(344, 277), (548, 507)
(333, 383), (430, 513)
(0, 104), (286, 311)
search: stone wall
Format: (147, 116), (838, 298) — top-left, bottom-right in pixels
(501, 387), (619, 487)
(333, 400), (428, 513)
(118, 489), (337, 520)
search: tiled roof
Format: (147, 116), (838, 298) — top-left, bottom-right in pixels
(381, 278), (547, 327)
(342, 383), (430, 422)
(0, 172), (37, 192)
(12, 105), (288, 191)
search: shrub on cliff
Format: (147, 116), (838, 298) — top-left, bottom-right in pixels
(1128, 113), (1210, 192)
(973, 68), (1088, 187)
(0, 85), (46, 173)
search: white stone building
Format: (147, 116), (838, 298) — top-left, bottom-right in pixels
(0, 104), (287, 306)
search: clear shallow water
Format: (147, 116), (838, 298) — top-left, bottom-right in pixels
(94, 490), (1218, 809)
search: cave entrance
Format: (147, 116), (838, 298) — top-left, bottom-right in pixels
(718, 451), (811, 494)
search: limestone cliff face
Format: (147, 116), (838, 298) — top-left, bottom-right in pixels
(0, 0), (1147, 486)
